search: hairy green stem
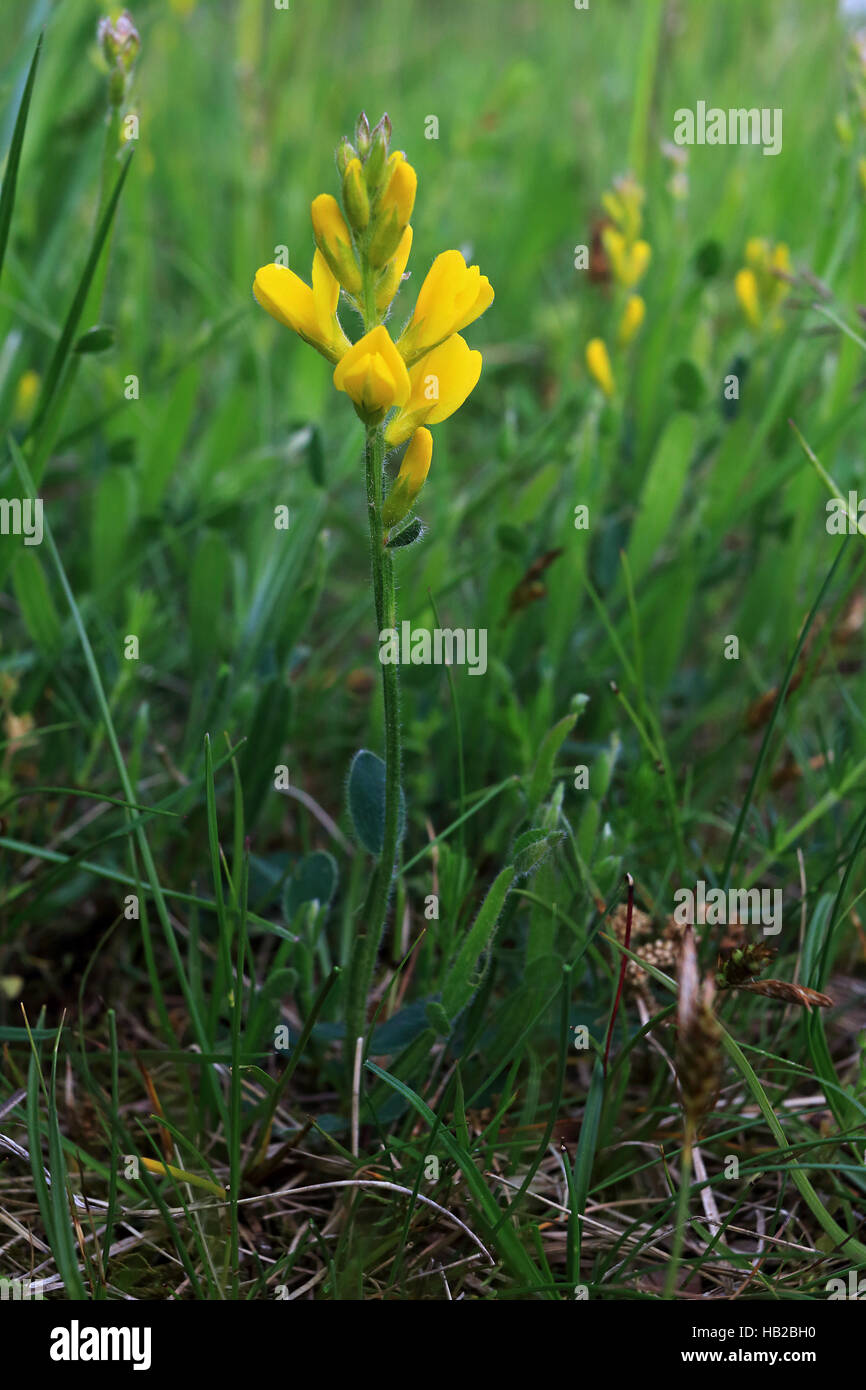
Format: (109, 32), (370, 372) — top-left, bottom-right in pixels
(345, 422), (403, 1084)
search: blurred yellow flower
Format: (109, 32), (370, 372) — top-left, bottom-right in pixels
(736, 238), (791, 330)
(618, 294), (646, 346)
(333, 324), (411, 420)
(13, 369), (40, 423)
(586, 338), (614, 397)
(385, 334), (482, 446)
(253, 253), (350, 362)
(382, 427), (433, 528)
(734, 268), (761, 327)
(602, 227), (651, 289)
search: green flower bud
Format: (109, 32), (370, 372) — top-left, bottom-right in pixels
(342, 157), (370, 231)
(336, 137), (357, 177)
(364, 114), (391, 193)
(355, 111), (371, 157)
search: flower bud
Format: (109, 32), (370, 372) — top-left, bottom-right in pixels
(355, 111), (371, 157)
(342, 157), (370, 231)
(365, 114), (391, 193)
(336, 137), (357, 177)
(311, 193), (362, 295)
(382, 428), (433, 529)
(368, 155), (417, 268)
(586, 338), (614, 397)
(618, 294), (646, 346)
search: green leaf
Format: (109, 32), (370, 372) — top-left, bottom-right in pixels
(347, 749), (405, 855)
(625, 411), (695, 584)
(512, 827), (565, 878)
(189, 530), (231, 666)
(439, 864), (515, 1023)
(527, 711), (578, 812)
(283, 851), (338, 919)
(0, 33), (42, 289)
(29, 150), (133, 446)
(385, 516), (425, 549)
(139, 363), (200, 514)
(12, 549), (61, 653)
(260, 967), (298, 1004)
(91, 466), (136, 592)
(73, 325), (115, 354)
(239, 676), (292, 828)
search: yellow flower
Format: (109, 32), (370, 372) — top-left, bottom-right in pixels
(398, 250), (494, 364)
(618, 294), (646, 346)
(13, 369), (40, 423)
(735, 268), (761, 327)
(311, 193), (362, 295)
(369, 154), (417, 267)
(333, 324), (411, 421)
(253, 252), (351, 362)
(601, 173), (645, 244)
(376, 226), (413, 314)
(382, 427), (433, 529)
(385, 334), (482, 446)
(586, 338), (614, 398)
(736, 238), (790, 329)
(602, 226), (651, 289)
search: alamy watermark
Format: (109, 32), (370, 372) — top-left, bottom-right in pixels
(379, 621), (487, 676)
(673, 880), (782, 936)
(0, 497), (42, 545)
(673, 102), (782, 157)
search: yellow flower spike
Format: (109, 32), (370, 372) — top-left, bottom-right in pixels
(368, 155), (417, 268)
(333, 324), (411, 422)
(586, 338), (614, 398)
(342, 157), (370, 231)
(735, 267), (762, 327)
(618, 294), (646, 346)
(253, 252), (351, 362)
(382, 427), (433, 529)
(376, 225), (413, 314)
(398, 250), (494, 364)
(385, 334), (482, 447)
(311, 193), (362, 295)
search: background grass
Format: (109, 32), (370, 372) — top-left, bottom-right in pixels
(1, 0), (866, 1301)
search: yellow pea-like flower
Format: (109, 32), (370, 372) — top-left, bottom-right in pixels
(333, 324), (411, 421)
(253, 251), (351, 362)
(398, 250), (494, 364)
(586, 338), (614, 398)
(311, 193), (362, 295)
(618, 294), (646, 346)
(382, 427), (433, 529)
(385, 334), (482, 447)
(376, 226), (413, 314)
